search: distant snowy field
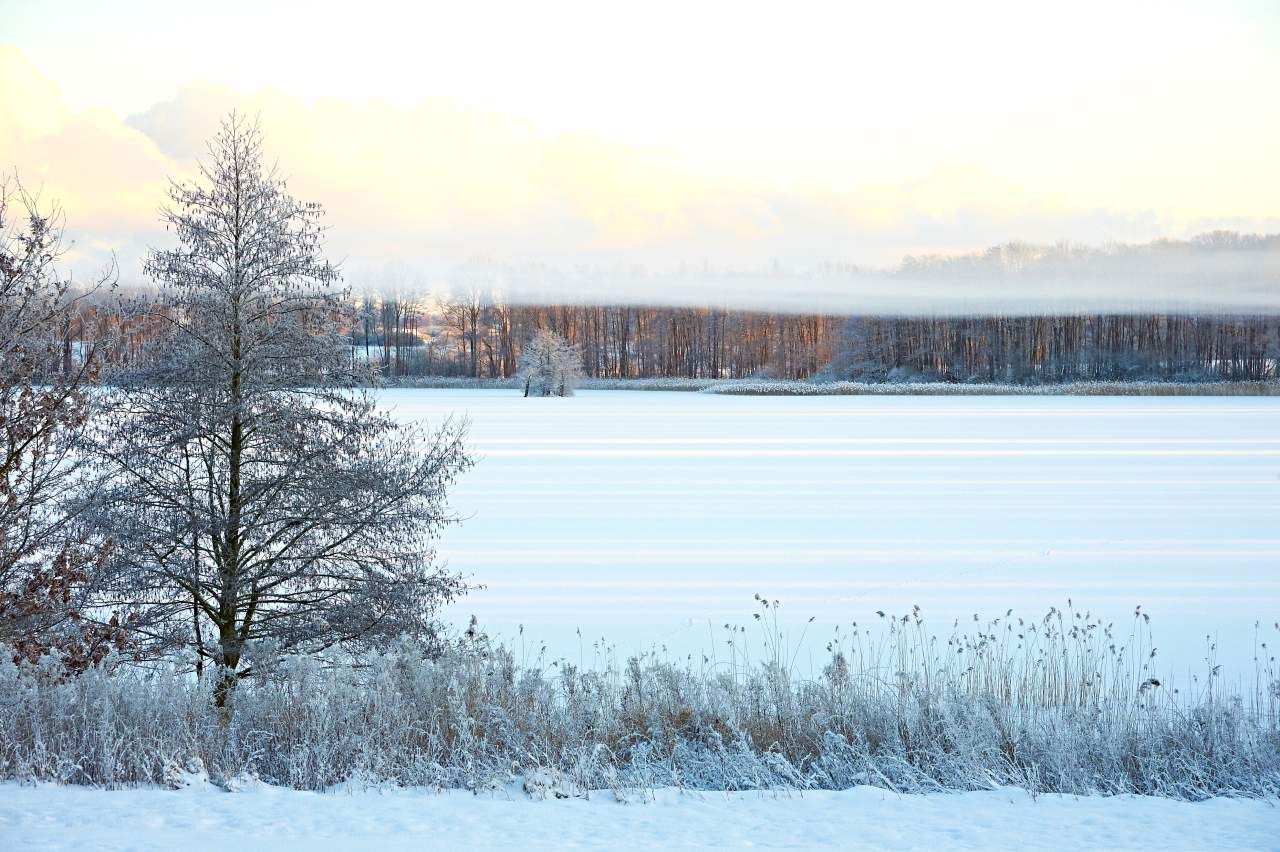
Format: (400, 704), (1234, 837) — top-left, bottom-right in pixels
(3, 782), (1277, 851)
(381, 389), (1280, 677)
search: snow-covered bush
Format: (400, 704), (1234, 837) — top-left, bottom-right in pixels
(1, 605), (1276, 799)
(519, 330), (582, 397)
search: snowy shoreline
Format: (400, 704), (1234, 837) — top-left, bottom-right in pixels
(375, 376), (1280, 395)
(2, 781), (1276, 851)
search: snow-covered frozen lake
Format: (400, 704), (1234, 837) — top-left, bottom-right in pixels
(382, 389), (1280, 679)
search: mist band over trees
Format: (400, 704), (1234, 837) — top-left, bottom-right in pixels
(306, 236), (1280, 383)
(36, 229), (1280, 385)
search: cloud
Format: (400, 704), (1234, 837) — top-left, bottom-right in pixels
(0, 46), (173, 276)
(2, 45), (1278, 313)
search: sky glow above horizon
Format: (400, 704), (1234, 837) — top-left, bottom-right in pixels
(3, 0), (1279, 309)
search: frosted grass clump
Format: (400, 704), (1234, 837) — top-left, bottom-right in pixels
(1, 604), (1276, 799)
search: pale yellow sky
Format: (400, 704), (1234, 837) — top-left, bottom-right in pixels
(3, 0), (1279, 304)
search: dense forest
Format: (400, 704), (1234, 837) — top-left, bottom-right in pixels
(835, 314), (1280, 383)
(43, 228), (1274, 384)
(81, 293), (1280, 383)
(352, 298), (840, 380)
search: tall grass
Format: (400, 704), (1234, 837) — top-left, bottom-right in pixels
(701, 379), (1280, 396)
(372, 377), (1280, 395)
(2, 603), (1276, 799)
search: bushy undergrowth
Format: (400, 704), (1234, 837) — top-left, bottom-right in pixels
(701, 379), (1280, 396)
(2, 605), (1277, 799)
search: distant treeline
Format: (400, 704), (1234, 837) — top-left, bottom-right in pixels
(835, 314), (1280, 383)
(352, 299), (1280, 383)
(350, 297), (839, 380)
(82, 295), (1280, 384)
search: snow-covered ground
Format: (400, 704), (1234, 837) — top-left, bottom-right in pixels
(2, 782), (1276, 851)
(380, 389), (1280, 677)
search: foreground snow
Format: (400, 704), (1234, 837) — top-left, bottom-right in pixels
(1, 783), (1275, 851)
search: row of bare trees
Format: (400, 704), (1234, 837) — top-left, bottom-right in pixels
(341, 297), (841, 381)
(86, 290), (1280, 385)
(298, 300), (1280, 384)
(836, 314), (1280, 383)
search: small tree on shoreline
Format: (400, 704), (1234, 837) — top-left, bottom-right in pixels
(519, 329), (581, 397)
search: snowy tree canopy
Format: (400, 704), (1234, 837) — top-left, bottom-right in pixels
(518, 329), (581, 397)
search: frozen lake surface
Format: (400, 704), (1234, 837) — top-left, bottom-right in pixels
(381, 389), (1280, 678)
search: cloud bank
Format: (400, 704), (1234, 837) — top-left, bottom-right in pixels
(2, 44), (1278, 314)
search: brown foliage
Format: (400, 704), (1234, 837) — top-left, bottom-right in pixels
(0, 545), (129, 675)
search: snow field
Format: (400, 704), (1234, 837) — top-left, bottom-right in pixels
(3, 782), (1278, 851)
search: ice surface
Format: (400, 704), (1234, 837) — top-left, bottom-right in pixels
(380, 390), (1280, 678)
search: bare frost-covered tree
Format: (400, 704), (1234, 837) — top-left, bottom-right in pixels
(0, 176), (122, 670)
(441, 287), (485, 378)
(518, 328), (581, 397)
(86, 116), (472, 705)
